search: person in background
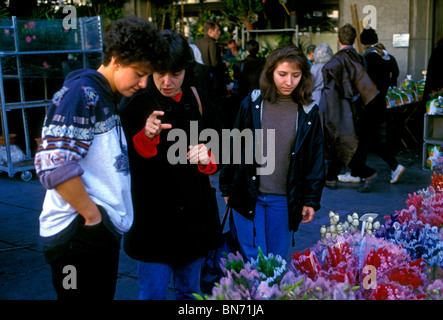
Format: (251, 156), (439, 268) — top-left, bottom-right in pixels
(233, 39), (265, 102)
(423, 33), (443, 103)
(189, 43), (212, 97)
(194, 20), (228, 127)
(119, 30), (223, 300)
(34, 16), (167, 300)
(194, 20), (227, 99)
(322, 24), (379, 193)
(306, 44), (316, 66)
(229, 39), (265, 128)
(310, 42), (334, 124)
(222, 38), (242, 67)
(340, 27), (405, 185)
(220, 44), (325, 261)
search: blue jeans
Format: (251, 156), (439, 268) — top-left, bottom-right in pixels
(137, 258), (203, 300)
(232, 193), (290, 261)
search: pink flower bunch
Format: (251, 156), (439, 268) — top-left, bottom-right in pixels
(386, 173), (443, 227)
(24, 21), (36, 29)
(391, 192), (443, 227)
(291, 232), (432, 300)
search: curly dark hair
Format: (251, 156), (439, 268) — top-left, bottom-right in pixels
(102, 15), (168, 70)
(259, 44), (313, 105)
(154, 30), (196, 86)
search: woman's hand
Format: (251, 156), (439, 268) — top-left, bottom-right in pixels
(301, 206), (315, 223)
(187, 143), (210, 165)
(144, 110), (172, 140)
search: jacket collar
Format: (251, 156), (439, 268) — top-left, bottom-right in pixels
(250, 89), (317, 117)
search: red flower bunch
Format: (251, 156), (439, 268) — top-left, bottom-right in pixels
(291, 250), (322, 280)
(323, 242), (357, 283)
(292, 234), (430, 300)
(431, 172), (443, 193)
(292, 242), (357, 284)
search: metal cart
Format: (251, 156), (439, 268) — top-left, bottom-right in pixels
(0, 16), (102, 180)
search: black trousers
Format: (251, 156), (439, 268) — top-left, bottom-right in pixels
(42, 208), (121, 300)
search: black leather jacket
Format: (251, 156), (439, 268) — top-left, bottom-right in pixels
(219, 90), (325, 232)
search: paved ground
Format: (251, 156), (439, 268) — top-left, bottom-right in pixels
(0, 148), (435, 300)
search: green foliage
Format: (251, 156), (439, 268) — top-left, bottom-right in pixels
(151, 2), (179, 31)
(0, 6), (8, 18)
(222, 251), (245, 273)
(223, 0), (263, 28)
(188, 10), (230, 43)
(255, 247), (282, 278)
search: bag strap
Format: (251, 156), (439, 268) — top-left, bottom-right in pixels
(190, 86), (213, 187)
(220, 204), (231, 231)
(191, 86), (202, 116)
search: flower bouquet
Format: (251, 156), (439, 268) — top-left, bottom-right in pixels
(196, 232), (442, 300)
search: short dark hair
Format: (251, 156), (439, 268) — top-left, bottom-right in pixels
(246, 39), (259, 56)
(203, 20), (219, 34)
(102, 15), (167, 70)
(154, 30), (196, 86)
(306, 44), (316, 54)
(260, 44), (313, 105)
(338, 23), (356, 46)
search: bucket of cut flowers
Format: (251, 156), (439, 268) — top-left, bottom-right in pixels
(196, 173), (443, 300)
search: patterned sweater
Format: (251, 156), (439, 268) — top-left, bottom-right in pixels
(34, 69), (133, 237)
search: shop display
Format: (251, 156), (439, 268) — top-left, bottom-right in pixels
(400, 75), (419, 103)
(425, 145), (443, 171)
(386, 74), (424, 108)
(426, 96), (443, 115)
(417, 71), (427, 100)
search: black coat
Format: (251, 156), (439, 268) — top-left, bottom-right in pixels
(233, 55), (265, 101)
(119, 79), (223, 263)
(219, 90), (325, 232)
(423, 43), (443, 102)
(194, 35), (228, 97)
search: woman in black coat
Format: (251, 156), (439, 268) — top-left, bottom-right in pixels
(119, 30), (223, 300)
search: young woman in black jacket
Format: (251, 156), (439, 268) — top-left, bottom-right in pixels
(219, 44), (325, 261)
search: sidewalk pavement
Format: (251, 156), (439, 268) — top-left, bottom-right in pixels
(0, 149), (434, 300)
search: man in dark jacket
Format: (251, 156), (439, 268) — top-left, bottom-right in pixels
(194, 20), (227, 98)
(233, 39), (265, 102)
(194, 20), (228, 126)
(322, 24), (379, 193)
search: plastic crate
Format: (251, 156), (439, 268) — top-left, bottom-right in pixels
(424, 114), (443, 142)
